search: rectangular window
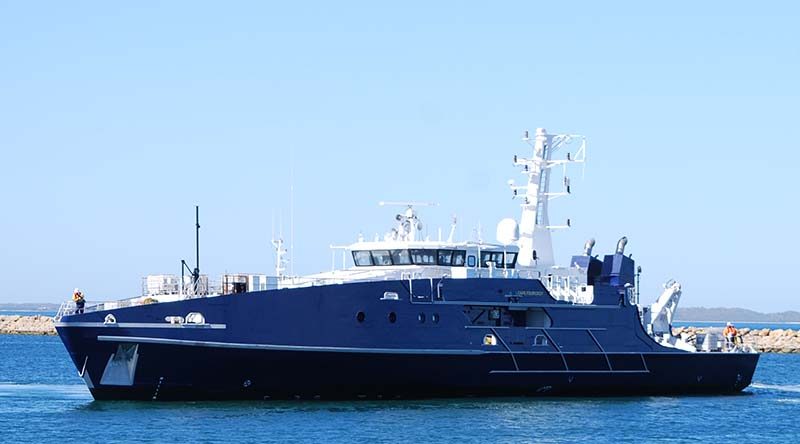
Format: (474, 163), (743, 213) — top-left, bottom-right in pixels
(372, 250), (393, 266)
(437, 249), (454, 266)
(390, 249), (412, 265)
(410, 249), (436, 265)
(480, 251), (518, 268)
(352, 251), (373, 266)
(504, 252), (518, 269)
(480, 252), (504, 268)
(452, 250), (466, 266)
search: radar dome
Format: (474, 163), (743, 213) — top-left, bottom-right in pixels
(496, 218), (519, 245)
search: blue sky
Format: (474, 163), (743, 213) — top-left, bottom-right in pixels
(0, 2), (798, 310)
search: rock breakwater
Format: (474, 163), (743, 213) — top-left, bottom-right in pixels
(673, 326), (800, 353)
(0, 315), (56, 335)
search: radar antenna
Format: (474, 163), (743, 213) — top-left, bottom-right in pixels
(378, 201), (438, 242)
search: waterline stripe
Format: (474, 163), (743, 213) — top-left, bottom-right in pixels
(96, 335), (486, 355)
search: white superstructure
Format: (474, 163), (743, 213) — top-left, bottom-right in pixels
(137, 128), (592, 302)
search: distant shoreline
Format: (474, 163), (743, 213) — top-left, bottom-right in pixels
(675, 320), (800, 325)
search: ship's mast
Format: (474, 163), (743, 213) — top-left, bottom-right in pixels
(511, 128), (586, 269)
(272, 214), (288, 278)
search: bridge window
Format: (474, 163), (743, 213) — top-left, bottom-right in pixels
(354, 249), (469, 267)
(467, 255), (476, 267)
(504, 252), (518, 268)
(481, 252), (504, 268)
(410, 249), (436, 265)
(453, 250), (466, 266)
(480, 251), (517, 269)
(353, 251), (373, 266)
(372, 250), (392, 266)
(390, 249), (412, 265)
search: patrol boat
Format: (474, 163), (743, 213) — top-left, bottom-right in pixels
(55, 128), (759, 400)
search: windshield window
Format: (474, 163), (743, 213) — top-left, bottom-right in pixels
(390, 249), (412, 265)
(410, 249), (436, 265)
(480, 251), (518, 269)
(352, 251), (373, 266)
(481, 251), (505, 268)
(504, 252), (518, 269)
(452, 250), (466, 266)
(372, 250), (392, 266)
(437, 249), (453, 266)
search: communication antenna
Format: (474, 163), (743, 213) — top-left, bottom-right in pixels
(180, 205), (201, 296)
(272, 213), (287, 278)
(290, 151), (295, 277)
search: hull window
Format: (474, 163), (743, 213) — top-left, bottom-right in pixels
(388, 312), (397, 323)
(356, 311), (366, 323)
(418, 313), (426, 323)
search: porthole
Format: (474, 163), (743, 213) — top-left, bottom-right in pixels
(418, 313), (426, 323)
(356, 311), (365, 323)
(431, 313), (440, 324)
(388, 312), (397, 323)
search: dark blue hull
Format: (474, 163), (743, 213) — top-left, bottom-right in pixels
(80, 348), (757, 401)
(55, 278), (759, 400)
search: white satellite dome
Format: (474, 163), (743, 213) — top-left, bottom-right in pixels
(496, 218), (519, 245)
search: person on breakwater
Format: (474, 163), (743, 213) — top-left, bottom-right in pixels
(72, 288), (85, 314)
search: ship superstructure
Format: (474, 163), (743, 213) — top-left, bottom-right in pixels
(54, 128), (758, 400)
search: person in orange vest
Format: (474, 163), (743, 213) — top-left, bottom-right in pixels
(723, 322), (738, 347)
(72, 288), (85, 314)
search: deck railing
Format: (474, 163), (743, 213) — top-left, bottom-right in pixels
(542, 268), (593, 304)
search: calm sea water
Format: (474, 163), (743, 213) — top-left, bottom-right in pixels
(1, 335), (798, 444)
(0, 310), (57, 317)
